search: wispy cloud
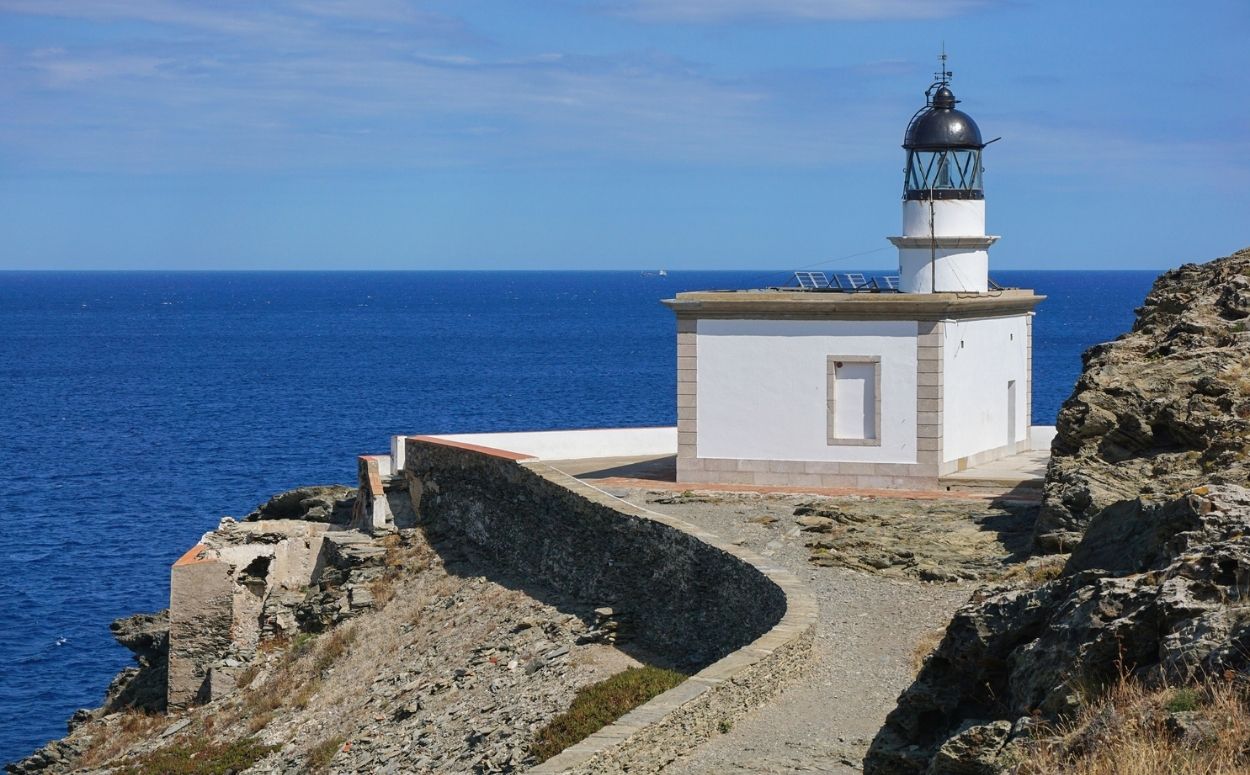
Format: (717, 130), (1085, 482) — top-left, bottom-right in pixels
(2, 0), (1237, 183)
(603, 0), (1001, 23)
(0, 1), (923, 173)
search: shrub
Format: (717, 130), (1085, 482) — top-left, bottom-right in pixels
(306, 736), (346, 773)
(1165, 686), (1201, 713)
(118, 737), (275, 775)
(530, 666), (687, 763)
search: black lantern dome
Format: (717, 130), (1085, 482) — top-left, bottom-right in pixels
(902, 80), (986, 200)
(904, 85), (983, 150)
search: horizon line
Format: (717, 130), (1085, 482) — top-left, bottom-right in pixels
(0, 267), (1173, 273)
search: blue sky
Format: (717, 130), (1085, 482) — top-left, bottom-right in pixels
(1, 0), (1246, 270)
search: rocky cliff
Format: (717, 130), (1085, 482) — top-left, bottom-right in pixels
(1035, 247), (1250, 551)
(866, 247), (1250, 774)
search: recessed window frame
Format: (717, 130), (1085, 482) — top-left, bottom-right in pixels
(827, 355), (882, 447)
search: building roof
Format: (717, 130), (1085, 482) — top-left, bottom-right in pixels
(662, 288), (1044, 321)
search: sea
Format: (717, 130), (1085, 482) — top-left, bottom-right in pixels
(0, 269), (1158, 763)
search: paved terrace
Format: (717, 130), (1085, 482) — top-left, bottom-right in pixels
(551, 450), (1049, 501)
(425, 426), (1052, 502)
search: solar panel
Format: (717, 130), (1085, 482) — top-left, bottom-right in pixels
(875, 276), (899, 290)
(844, 273), (868, 289)
(794, 271), (830, 289)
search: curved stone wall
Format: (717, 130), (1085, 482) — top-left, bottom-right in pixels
(402, 436), (817, 773)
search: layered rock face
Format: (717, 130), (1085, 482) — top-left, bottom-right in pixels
(1035, 247), (1250, 551)
(866, 248), (1250, 774)
(866, 485), (1250, 774)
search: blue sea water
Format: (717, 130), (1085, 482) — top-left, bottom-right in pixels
(0, 269), (1157, 763)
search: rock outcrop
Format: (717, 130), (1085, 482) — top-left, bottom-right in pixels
(103, 610), (169, 713)
(1035, 247), (1250, 551)
(867, 248), (1250, 774)
(866, 485), (1250, 774)
(243, 485), (356, 524)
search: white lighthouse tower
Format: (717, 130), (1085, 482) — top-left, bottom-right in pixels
(889, 69), (996, 293)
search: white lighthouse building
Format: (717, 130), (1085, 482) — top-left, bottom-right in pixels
(663, 71), (1045, 491)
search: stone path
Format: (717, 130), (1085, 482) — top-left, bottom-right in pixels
(608, 489), (992, 774)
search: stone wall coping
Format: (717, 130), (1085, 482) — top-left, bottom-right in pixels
(358, 454), (388, 497)
(406, 434), (538, 462)
(172, 543), (214, 567)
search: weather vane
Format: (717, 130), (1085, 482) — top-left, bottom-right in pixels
(934, 44), (953, 85)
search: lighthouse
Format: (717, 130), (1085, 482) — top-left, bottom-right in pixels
(889, 73), (996, 293)
(663, 63), (1045, 492)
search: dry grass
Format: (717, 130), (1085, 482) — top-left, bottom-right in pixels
(313, 626), (357, 674)
(368, 533), (431, 606)
(74, 710), (167, 768)
(1014, 672), (1250, 775)
(910, 627), (946, 675)
(305, 736), (346, 773)
(1001, 555), (1068, 587)
(235, 623), (360, 727)
(235, 663), (260, 689)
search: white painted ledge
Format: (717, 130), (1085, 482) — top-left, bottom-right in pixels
(1029, 425), (1057, 451)
(408, 427), (676, 465)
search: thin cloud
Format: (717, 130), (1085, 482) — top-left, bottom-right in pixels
(1, 1), (913, 173)
(605, 0), (1000, 23)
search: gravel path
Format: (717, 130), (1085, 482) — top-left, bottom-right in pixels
(612, 489), (988, 774)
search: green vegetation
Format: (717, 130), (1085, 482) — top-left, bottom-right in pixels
(530, 666), (687, 763)
(119, 737), (275, 775)
(306, 736), (346, 773)
(1165, 686), (1201, 713)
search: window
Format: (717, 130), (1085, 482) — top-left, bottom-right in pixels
(827, 356), (882, 446)
(905, 149), (983, 193)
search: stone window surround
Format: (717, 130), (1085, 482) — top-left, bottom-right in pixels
(826, 355), (882, 447)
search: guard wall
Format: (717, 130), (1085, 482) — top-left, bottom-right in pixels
(401, 437), (817, 773)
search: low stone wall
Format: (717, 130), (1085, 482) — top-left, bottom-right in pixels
(402, 436), (817, 774)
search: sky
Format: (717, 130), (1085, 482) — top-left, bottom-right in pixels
(0, 0), (1247, 271)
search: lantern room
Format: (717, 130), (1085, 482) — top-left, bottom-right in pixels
(902, 84), (985, 200)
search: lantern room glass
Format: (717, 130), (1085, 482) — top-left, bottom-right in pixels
(905, 149), (983, 196)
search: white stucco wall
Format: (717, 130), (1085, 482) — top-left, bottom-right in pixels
(942, 315), (1031, 462)
(898, 248), (989, 293)
(696, 319), (918, 463)
(902, 199), (985, 237)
